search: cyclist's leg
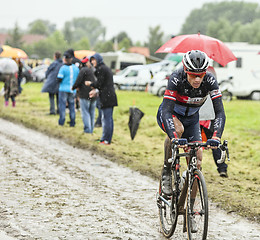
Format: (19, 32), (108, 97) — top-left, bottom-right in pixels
(157, 110), (184, 195)
(164, 116), (184, 166)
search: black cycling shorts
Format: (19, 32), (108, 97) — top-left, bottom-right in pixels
(157, 106), (202, 142)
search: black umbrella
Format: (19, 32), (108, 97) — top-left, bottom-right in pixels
(128, 107), (144, 140)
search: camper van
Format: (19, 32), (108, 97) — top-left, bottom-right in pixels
(213, 42), (260, 100)
(100, 51), (146, 74)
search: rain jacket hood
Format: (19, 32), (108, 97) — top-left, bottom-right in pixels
(90, 53), (104, 66)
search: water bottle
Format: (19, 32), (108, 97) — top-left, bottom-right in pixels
(179, 170), (187, 190)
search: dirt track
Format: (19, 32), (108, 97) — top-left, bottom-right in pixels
(0, 118), (259, 240)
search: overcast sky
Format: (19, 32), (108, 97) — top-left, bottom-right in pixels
(0, 0), (258, 42)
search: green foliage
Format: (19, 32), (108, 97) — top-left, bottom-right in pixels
(118, 37), (131, 51)
(145, 25), (164, 57)
(28, 19), (56, 36)
(94, 40), (114, 52)
(6, 22), (24, 48)
(181, 1), (260, 35)
(24, 31), (69, 58)
(68, 17), (106, 47)
(72, 37), (90, 51)
(181, 1), (260, 43)
(111, 31), (133, 46)
(63, 22), (73, 44)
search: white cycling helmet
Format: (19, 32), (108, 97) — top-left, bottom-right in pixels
(182, 50), (209, 74)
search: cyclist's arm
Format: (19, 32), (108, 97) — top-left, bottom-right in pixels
(211, 96), (226, 139)
(160, 96), (179, 140)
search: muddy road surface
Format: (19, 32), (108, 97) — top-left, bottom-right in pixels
(0, 118), (259, 240)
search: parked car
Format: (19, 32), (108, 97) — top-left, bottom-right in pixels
(113, 60), (178, 91)
(21, 64), (33, 83)
(32, 64), (48, 82)
(148, 72), (170, 96)
(148, 61), (181, 96)
(113, 65), (154, 91)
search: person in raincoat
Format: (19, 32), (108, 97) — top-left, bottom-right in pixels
(85, 53), (118, 145)
(41, 51), (63, 115)
(72, 57), (97, 133)
(3, 72), (19, 107)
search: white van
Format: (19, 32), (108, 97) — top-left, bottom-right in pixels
(113, 65), (153, 90)
(100, 51), (146, 74)
(213, 42), (260, 100)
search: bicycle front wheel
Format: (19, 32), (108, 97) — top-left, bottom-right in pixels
(186, 169), (208, 240)
(158, 175), (178, 238)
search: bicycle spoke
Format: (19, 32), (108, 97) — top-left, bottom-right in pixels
(187, 170), (208, 240)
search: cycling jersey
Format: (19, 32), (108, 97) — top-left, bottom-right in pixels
(157, 67), (226, 141)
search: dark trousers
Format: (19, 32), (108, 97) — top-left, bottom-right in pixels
(49, 93), (59, 114)
(101, 107), (114, 143)
(202, 126), (228, 173)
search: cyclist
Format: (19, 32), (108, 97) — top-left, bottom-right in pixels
(157, 50), (226, 197)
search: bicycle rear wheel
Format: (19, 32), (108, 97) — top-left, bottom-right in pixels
(158, 173), (178, 238)
(186, 169), (208, 240)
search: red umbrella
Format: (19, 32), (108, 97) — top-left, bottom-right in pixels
(156, 33), (237, 66)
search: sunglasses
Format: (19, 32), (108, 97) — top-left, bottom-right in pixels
(187, 72), (206, 78)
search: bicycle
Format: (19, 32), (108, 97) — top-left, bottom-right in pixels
(157, 139), (229, 239)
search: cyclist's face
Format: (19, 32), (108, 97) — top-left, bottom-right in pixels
(187, 73), (205, 88)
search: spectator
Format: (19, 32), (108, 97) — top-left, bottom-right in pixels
(94, 97), (102, 127)
(66, 48), (82, 69)
(72, 57), (97, 133)
(85, 53), (118, 145)
(200, 119), (228, 177)
(17, 59), (23, 94)
(66, 48), (82, 111)
(57, 51), (79, 127)
(3, 72), (18, 107)
(199, 66), (228, 177)
(41, 51), (63, 115)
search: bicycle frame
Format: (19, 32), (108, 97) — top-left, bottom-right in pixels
(172, 143), (199, 215)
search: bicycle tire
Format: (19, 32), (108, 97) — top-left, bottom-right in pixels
(158, 172), (178, 238)
(186, 169), (208, 240)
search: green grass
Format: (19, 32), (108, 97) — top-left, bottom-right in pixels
(1, 82), (260, 222)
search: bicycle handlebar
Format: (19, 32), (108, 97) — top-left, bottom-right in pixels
(172, 138), (230, 162)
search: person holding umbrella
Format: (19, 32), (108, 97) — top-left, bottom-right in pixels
(85, 53), (118, 145)
(0, 58), (19, 107)
(157, 50), (226, 196)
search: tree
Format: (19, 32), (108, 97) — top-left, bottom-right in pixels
(236, 19), (260, 44)
(146, 25), (164, 57)
(180, 1), (260, 35)
(118, 38), (131, 52)
(72, 37), (91, 50)
(111, 31), (133, 46)
(24, 31), (69, 58)
(6, 22), (24, 48)
(28, 19), (56, 36)
(66, 17), (106, 47)
(94, 40), (114, 53)
(63, 22), (73, 44)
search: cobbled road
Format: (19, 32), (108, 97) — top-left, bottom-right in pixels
(0, 118), (259, 240)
